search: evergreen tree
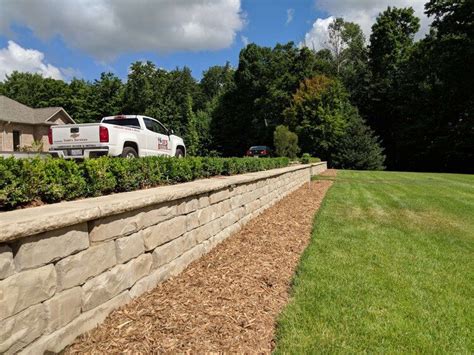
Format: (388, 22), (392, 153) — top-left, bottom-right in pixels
(332, 115), (385, 170)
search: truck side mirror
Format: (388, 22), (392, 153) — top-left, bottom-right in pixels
(169, 129), (174, 135)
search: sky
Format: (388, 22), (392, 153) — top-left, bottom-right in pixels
(0, 0), (431, 82)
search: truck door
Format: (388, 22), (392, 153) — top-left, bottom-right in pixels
(143, 118), (172, 156)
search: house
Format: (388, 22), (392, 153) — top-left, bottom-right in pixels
(0, 95), (75, 152)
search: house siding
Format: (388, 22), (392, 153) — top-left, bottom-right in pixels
(0, 112), (72, 152)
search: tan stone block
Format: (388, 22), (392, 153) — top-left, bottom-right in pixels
(0, 265), (56, 321)
(184, 198), (199, 214)
(129, 262), (173, 298)
(14, 224), (89, 271)
(197, 204), (219, 226)
(89, 204), (176, 242)
(245, 199), (261, 215)
(218, 199), (232, 215)
(219, 210), (239, 229)
(185, 210), (200, 231)
(20, 291), (131, 355)
(81, 254), (151, 311)
(152, 235), (196, 269)
(230, 194), (243, 209)
(0, 304), (46, 354)
(167, 244), (207, 277)
(55, 241), (116, 291)
(115, 231), (145, 264)
(209, 188), (230, 205)
(0, 246), (15, 280)
(44, 287), (82, 333)
(198, 195), (210, 209)
(142, 215), (187, 251)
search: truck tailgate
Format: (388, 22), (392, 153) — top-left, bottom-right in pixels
(51, 124), (100, 146)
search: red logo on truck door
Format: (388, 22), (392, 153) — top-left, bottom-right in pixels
(158, 137), (169, 150)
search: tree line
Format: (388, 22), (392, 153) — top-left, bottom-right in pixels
(0, 0), (472, 172)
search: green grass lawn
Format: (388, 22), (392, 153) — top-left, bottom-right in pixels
(275, 170), (474, 353)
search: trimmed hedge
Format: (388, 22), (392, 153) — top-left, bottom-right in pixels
(0, 156), (289, 210)
(300, 153), (321, 164)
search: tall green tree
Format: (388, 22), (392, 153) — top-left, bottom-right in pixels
(91, 72), (124, 119)
(284, 75), (384, 169)
(122, 61), (156, 114)
(0, 72), (70, 108)
(211, 42), (318, 156)
(366, 7), (420, 168)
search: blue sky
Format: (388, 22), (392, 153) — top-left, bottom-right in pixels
(0, 0), (429, 82)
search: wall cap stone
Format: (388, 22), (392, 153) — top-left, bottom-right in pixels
(0, 162), (326, 243)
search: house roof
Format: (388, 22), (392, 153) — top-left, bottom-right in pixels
(0, 95), (75, 125)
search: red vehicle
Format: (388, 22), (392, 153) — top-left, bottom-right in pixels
(246, 145), (272, 157)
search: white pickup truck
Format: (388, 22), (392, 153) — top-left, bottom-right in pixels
(49, 115), (186, 159)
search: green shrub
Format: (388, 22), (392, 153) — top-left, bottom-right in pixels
(274, 125), (300, 159)
(0, 156), (290, 210)
(300, 154), (321, 164)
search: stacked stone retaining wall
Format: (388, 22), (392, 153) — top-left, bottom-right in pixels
(0, 162), (327, 354)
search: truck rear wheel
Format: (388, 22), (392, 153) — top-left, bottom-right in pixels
(121, 147), (138, 158)
(175, 148), (184, 158)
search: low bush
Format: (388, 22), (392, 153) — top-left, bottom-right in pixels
(0, 156), (289, 210)
(300, 153), (321, 164)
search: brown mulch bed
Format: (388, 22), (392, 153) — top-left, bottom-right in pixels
(67, 170), (336, 353)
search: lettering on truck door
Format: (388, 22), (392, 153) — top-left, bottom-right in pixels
(143, 118), (171, 156)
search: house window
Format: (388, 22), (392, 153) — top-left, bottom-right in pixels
(13, 130), (21, 151)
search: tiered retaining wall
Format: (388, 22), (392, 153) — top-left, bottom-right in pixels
(0, 162), (327, 354)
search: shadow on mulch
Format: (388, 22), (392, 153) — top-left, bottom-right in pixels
(66, 170), (336, 354)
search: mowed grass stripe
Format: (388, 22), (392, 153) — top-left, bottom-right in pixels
(275, 170), (473, 353)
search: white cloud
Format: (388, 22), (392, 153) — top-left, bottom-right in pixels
(304, 0), (431, 51)
(302, 17), (334, 51)
(286, 8), (295, 25)
(0, 0), (245, 60)
(241, 35), (249, 46)
(0, 41), (64, 81)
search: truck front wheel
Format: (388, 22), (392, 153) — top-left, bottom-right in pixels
(121, 147), (138, 158)
(175, 148), (184, 158)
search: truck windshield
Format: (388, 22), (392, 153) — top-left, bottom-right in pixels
(103, 118), (140, 128)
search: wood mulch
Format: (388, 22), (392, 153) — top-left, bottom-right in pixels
(67, 170), (336, 353)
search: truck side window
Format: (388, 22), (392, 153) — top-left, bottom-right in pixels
(144, 118), (168, 135)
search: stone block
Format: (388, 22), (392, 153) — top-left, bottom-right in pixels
(197, 204), (219, 226)
(0, 304), (46, 354)
(129, 262), (173, 298)
(245, 199), (261, 215)
(152, 235), (196, 269)
(209, 188), (230, 205)
(14, 224), (89, 271)
(89, 203), (176, 242)
(44, 287), (82, 333)
(219, 210), (239, 229)
(184, 198), (199, 214)
(230, 194), (243, 209)
(217, 199), (232, 215)
(168, 244), (207, 277)
(142, 215), (187, 251)
(21, 291), (131, 355)
(193, 218), (221, 243)
(55, 241), (116, 291)
(115, 231), (145, 264)
(185, 210), (200, 231)
(198, 195), (210, 209)
(0, 246), (15, 280)
(0, 265), (56, 321)
(81, 254), (151, 311)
